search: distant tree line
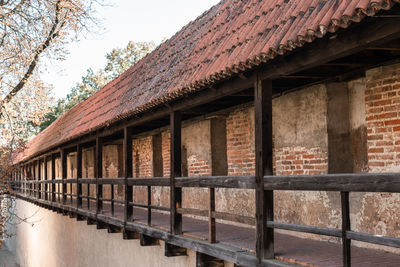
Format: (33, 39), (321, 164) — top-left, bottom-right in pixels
(39, 41), (156, 131)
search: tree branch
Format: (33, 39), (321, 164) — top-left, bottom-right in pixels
(0, 0), (63, 119)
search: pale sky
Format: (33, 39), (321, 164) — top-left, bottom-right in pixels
(43, 0), (220, 99)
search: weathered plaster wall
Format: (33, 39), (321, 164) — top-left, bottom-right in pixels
(8, 199), (234, 267)
(272, 85), (340, 242)
(82, 148), (96, 199)
(103, 145), (124, 200)
(182, 120), (211, 211)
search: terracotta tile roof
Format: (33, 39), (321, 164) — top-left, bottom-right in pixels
(15, 0), (399, 163)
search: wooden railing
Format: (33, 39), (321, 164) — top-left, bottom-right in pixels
(9, 172), (400, 267)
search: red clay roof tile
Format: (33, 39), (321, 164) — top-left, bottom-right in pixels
(15, 0), (399, 163)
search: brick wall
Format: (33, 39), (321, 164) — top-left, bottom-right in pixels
(162, 131), (170, 178)
(133, 137), (153, 178)
(274, 146), (328, 176)
(352, 64), (400, 251)
(226, 107), (255, 176)
(365, 64), (400, 172)
(133, 136), (153, 204)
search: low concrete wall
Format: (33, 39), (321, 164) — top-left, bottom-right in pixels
(5, 199), (234, 267)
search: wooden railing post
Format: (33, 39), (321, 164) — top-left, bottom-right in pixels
(170, 111), (182, 235)
(61, 149), (67, 203)
(123, 127), (133, 238)
(96, 137), (103, 215)
(44, 156), (48, 201)
(38, 159), (42, 199)
(33, 161), (37, 198)
(254, 76), (274, 263)
(208, 188), (216, 243)
(51, 154), (56, 202)
(342, 191), (351, 266)
(77, 144), (83, 209)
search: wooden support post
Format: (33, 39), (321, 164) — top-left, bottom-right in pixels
(342, 191), (351, 267)
(33, 161), (36, 198)
(111, 184), (115, 217)
(51, 154), (56, 202)
(38, 159), (42, 199)
(123, 127), (133, 239)
(140, 234), (158, 246)
(96, 137), (103, 215)
(326, 82), (353, 267)
(165, 243), (187, 257)
(254, 76), (274, 263)
(77, 144), (83, 209)
(170, 111), (182, 235)
(209, 117), (227, 244)
(196, 252), (224, 267)
(44, 157), (48, 201)
(61, 149), (67, 204)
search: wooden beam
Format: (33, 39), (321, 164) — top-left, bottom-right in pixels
(263, 173), (400, 192)
(260, 18), (400, 81)
(107, 225), (121, 234)
(122, 229), (139, 240)
(140, 234), (159, 246)
(347, 231), (400, 248)
(267, 221), (342, 237)
(164, 243), (187, 257)
(196, 252), (224, 267)
(170, 111), (182, 235)
(96, 220), (107, 230)
(254, 76), (274, 262)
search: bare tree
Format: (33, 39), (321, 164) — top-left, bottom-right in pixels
(0, 0), (103, 242)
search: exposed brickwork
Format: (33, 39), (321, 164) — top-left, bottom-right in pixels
(274, 146), (328, 176)
(355, 64), (400, 253)
(132, 136), (153, 178)
(226, 107), (255, 176)
(161, 131), (170, 178)
(365, 64), (400, 172)
(187, 156), (211, 177)
(133, 136), (153, 203)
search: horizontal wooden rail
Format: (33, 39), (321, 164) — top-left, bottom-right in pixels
(176, 176), (255, 189)
(127, 178), (169, 187)
(267, 221), (342, 237)
(347, 231), (400, 248)
(20, 173), (400, 192)
(97, 178), (125, 185)
(128, 202), (170, 212)
(177, 208), (255, 225)
(264, 173), (400, 192)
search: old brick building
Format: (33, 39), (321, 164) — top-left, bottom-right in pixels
(7, 0), (400, 266)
